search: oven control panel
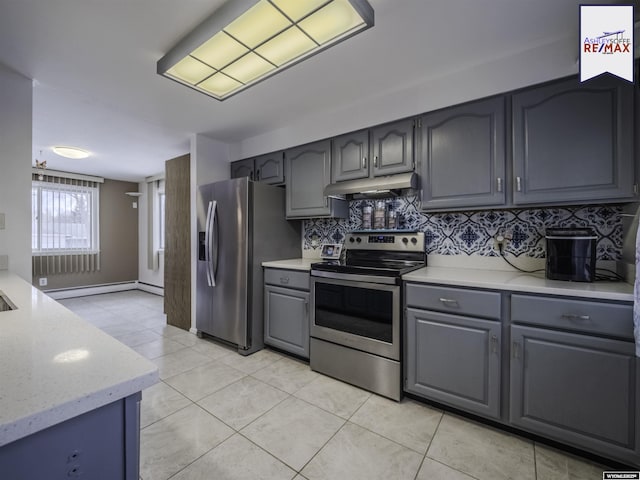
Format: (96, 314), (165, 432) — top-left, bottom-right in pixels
(345, 232), (424, 252)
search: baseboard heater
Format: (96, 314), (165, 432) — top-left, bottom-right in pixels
(44, 281), (164, 300)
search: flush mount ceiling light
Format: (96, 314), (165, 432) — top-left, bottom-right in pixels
(157, 0), (374, 101)
(52, 146), (91, 159)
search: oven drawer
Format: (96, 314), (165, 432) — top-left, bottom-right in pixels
(264, 268), (309, 291)
(405, 283), (501, 320)
(511, 294), (633, 339)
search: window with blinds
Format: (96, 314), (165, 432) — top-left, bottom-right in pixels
(31, 172), (101, 275)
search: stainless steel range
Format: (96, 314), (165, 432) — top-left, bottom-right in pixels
(310, 231), (425, 401)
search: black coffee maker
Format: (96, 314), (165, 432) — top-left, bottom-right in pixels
(545, 227), (597, 282)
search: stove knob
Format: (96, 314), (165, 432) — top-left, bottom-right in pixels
(402, 237), (409, 244)
(356, 237), (362, 243)
(410, 237), (418, 244)
(349, 237), (355, 243)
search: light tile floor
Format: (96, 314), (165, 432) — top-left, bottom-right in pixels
(60, 290), (614, 480)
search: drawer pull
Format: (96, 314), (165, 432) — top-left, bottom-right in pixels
(561, 314), (590, 321)
(439, 298), (459, 307)
(490, 335), (499, 354)
(280, 276), (290, 284)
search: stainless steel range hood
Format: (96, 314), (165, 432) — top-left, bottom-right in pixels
(324, 172), (418, 199)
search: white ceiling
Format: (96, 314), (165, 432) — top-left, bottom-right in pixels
(0, 0), (627, 182)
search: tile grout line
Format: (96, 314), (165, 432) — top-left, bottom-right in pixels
(412, 409), (446, 480)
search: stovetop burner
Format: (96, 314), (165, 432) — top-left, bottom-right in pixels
(311, 231), (426, 281)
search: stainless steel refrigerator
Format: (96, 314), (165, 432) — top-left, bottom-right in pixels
(196, 177), (300, 355)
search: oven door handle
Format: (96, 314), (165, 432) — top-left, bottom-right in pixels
(311, 269), (397, 285)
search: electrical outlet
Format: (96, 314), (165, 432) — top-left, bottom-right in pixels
(493, 228), (513, 252)
(0, 255), (8, 270)
(39, 277), (47, 287)
(0, 213), (5, 230)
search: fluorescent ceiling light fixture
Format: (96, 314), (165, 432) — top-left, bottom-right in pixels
(52, 146), (91, 159)
(157, 0), (374, 101)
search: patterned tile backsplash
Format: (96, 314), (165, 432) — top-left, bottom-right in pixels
(302, 195), (623, 260)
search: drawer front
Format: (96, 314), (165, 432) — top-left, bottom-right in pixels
(511, 294), (633, 339)
(405, 283), (501, 320)
(264, 268), (309, 290)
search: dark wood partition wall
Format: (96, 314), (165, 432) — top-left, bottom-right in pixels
(164, 154), (191, 331)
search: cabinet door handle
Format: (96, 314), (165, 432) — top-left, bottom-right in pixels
(490, 335), (499, 354)
(362, 157), (367, 169)
(256, 169), (260, 181)
(512, 341), (520, 359)
(515, 176), (522, 192)
(305, 300), (309, 314)
(324, 196), (328, 207)
(280, 276), (289, 284)
(497, 177), (503, 192)
(561, 313), (590, 321)
(439, 298), (459, 307)
(374, 156), (378, 168)
(249, 171), (254, 181)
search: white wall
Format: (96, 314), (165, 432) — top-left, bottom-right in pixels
(189, 134), (231, 330)
(0, 63), (32, 281)
(138, 179), (164, 288)
(233, 35), (578, 159)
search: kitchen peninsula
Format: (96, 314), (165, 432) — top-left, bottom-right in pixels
(0, 271), (158, 479)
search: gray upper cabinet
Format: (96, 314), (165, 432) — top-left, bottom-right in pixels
(420, 97), (506, 210)
(255, 152), (284, 185)
(331, 119), (415, 183)
(230, 158), (255, 180)
(370, 119), (415, 176)
(512, 76), (635, 205)
(285, 140), (348, 218)
(231, 153), (284, 185)
(332, 130), (370, 182)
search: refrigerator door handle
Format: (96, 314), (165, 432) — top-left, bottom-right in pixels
(210, 200), (219, 287)
(204, 201), (214, 287)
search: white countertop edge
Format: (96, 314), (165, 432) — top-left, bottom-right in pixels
(262, 258), (317, 271)
(1, 369), (158, 447)
(403, 267), (634, 302)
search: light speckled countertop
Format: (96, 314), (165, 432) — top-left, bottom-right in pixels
(262, 258), (318, 271)
(403, 267), (634, 302)
(0, 271), (158, 447)
(262, 258), (633, 302)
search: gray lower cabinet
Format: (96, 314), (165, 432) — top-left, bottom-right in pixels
(512, 76), (635, 205)
(419, 96), (506, 210)
(264, 268), (310, 358)
(510, 325), (638, 465)
(405, 307), (502, 420)
(285, 140), (348, 218)
(0, 393), (141, 479)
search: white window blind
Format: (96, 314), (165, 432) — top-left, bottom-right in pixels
(146, 175), (165, 271)
(32, 172), (101, 275)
